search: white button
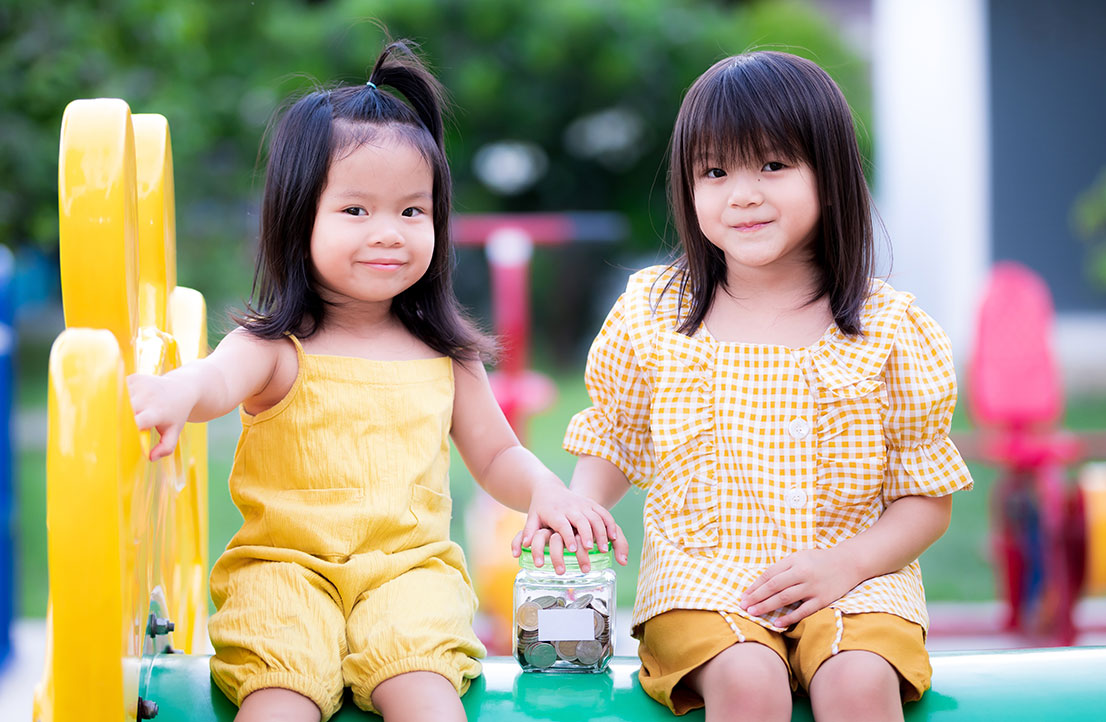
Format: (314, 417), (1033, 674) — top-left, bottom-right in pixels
(785, 487), (808, 508)
(787, 417), (812, 439)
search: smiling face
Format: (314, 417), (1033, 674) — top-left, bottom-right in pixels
(309, 129), (435, 312)
(692, 154), (821, 281)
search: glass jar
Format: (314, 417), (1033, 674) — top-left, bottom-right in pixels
(513, 547), (616, 672)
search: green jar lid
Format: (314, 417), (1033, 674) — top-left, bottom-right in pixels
(519, 546), (612, 572)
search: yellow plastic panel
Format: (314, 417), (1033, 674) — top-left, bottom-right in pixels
(168, 287), (209, 653)
(133, 114), (176, 331)
(57, 99), (139, 373)
(44, 329), (139, 722)
(38, 97), (210, 721)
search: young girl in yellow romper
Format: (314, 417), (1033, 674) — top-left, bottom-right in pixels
(127, 41), (625, 722)
(552, 51), (974, 721)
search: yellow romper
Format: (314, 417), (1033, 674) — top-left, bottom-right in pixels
(208, 336), (485, 720)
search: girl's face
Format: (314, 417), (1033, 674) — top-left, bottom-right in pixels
(693, 154), (820, 280)
(310, 133), (435, 311)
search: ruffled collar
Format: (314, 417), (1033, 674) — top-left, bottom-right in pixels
(632, 267), (913, 395)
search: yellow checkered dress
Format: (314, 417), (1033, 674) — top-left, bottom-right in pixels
(564, 266), (973, 635)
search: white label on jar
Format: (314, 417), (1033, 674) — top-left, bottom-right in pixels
(537, 609), (595, 641)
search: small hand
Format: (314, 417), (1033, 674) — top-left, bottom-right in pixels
(514, 528), (630, 574)
(127, 373), (191, 461)
(740, 547), (861, 627)
(511, 481), (627, 565)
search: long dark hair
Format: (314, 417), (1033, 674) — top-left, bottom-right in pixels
(239, 40), (491, 361)
(663, 51), (875, 336)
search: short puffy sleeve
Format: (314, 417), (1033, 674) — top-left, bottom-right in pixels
(882, 303), (974, 503)
(563, 294), (655, 488)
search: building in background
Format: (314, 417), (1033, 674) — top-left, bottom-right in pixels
(821, 0), (1106, 391)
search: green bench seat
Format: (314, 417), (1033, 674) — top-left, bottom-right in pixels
(145, 648), (1106, 720)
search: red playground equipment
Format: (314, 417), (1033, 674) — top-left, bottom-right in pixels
(966, 261), (1106, 644)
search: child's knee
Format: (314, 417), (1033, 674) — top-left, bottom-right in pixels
(693, 642), (791, 705)
(810, 650), (901, 704)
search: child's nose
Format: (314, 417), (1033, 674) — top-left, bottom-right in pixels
(369, 220), (404, 246)
(727, 173), (763, 207)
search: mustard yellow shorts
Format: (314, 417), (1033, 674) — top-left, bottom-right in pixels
(637, 608), (931, 715)
(208, 550), (485, 720)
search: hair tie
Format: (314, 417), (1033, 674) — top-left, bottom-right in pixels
(366, 81), (377, 90)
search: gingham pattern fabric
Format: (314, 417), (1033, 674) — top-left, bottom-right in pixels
(564, 266), (973, 634)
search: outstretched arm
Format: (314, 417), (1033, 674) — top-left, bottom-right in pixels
(450, 359), (629, 569)
(127, 328), (285, 460)
(740, 494), (952, 626)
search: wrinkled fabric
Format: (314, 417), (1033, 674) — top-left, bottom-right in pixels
(564, 266), (973, 635)
(209, 336), (484, 720)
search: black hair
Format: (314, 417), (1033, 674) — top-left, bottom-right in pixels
(239, 40), (491, 361)
(662, 51), (875, 336)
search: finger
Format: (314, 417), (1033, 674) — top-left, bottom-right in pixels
(520, 511), (542, 550)
(529, 529), (552, 567)
(150, 425), (182, 461)
(594, 504), (619, 541)
(745, 584), (804, 617)
(550, 518), (577, 553)
(612, 527), (630, 566)
(567, 511), (595, 551)
(585, 510), (610, 553)
(549, 533), (566, 575)
(775, 599), (822, 628)
(133, 409), (156, 432)
(511, 529), (525, 558)
(571, 536), (592, 573)
(745, 560), (790, 599)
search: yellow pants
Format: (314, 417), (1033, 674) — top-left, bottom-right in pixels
(209, 543), (485, 720)
(637, 608), (930, 715)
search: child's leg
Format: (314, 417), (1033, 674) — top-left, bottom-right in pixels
(371, 671), (466, 722)
(236, 688), (322, 722)
(342, 559), (484, 715)
(209, 558), (347, 720)
(808, 650), (902, 722)
(637, 609), (792, 720)
(684, 643), (792, 722)
(789, 609), (931, 721)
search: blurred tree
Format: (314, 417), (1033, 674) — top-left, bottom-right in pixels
(1, 0), (866, 359)
(1073, 169), (1106, 289)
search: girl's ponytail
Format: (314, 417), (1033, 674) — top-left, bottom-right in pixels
(368, 41), (446, 150)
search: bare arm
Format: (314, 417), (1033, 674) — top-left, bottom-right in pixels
(450, 359), (628, 567)
(128, 328), (289, 459)
(741, 494), (952, 626)
(567, 454), (634, 509)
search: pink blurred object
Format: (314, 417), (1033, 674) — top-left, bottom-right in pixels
(966, 261), (1085, 644)
(969, 262), (1082, 469)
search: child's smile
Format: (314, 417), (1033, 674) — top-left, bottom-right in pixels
(310, 132), (435, 312)
(694, 159), (820, 277)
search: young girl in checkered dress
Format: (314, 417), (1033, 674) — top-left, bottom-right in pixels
(550, 51), (973, 721)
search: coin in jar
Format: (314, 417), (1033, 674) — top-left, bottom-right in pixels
(516, 602), (541, 631)
(554, 640), (579, 661)
(575, 640), (603, 666)
(526, 642), (558, 669)
(567, 593), (593, 609)
(592, 609), (607, 637)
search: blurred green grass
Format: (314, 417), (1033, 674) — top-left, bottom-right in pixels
(14, 340), (1106, 616)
